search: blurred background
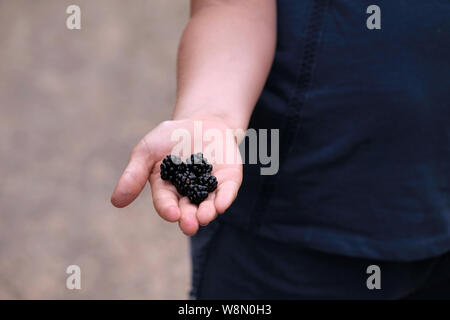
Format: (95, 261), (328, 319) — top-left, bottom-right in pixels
(0, 0), (190, 299)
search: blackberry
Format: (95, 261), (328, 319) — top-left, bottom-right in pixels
(160, 155), (182, 181)
(186, 153), (212, 176)
(160, 153), (218, 205)
(188, 188), (209, 205)
(197, 173), (218, 193)
(173, 171), (197, 196)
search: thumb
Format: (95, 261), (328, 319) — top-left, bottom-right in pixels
(111, 138), (155, 208)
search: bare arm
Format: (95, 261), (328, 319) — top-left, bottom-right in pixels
(174, 0), (276, 129)
(111, 0), (276, 235)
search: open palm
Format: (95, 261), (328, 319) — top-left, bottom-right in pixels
(111, 118), (242, 235)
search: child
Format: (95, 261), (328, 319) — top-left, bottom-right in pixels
(112, 0), (450, 299)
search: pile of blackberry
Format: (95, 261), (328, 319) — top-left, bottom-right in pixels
(160, 153), (218, 205)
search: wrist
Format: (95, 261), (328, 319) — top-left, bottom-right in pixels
(172, 104), (250, 132)
(170, 113), (247, 148)
(173, 112), (237, 130)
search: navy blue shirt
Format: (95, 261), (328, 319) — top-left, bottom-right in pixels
(222, 0), (450, 261)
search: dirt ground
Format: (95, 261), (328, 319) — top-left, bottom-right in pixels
(0, 0), (191, 299)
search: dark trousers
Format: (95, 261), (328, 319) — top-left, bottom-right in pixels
(190, 219), (450, 299)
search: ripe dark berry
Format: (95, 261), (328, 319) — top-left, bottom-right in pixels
(186, 153), (212, 176)
(188, 189), (209, 205)
(160, 153), (218, 205)
(160, 155), (182, 181)
(197, 173), (218, 193)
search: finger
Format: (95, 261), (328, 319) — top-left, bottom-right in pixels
(179, 197), (199, 236)
(111, 139), (154, 208)
(149, 170), (180, 222)
(197, 192), (217, 226)
(213, 166), (242, 214)
(215, 180), (240, 214)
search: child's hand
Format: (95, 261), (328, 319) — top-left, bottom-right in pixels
(110, 118), (243, 235)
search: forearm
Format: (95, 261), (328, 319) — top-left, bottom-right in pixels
(173, 0), (277, 130)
